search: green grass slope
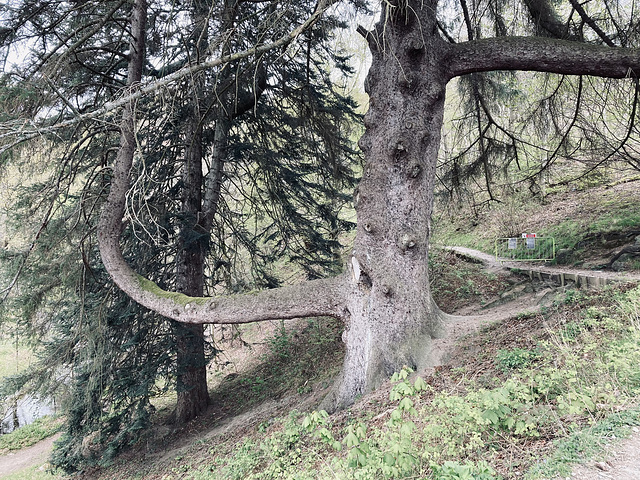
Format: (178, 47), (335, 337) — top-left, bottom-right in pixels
(78, 282), (640, 480)
(433, 179), (640, 269)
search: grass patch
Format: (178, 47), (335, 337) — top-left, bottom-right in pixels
(0, 416), (63, 453)
(544, 207), (640, 252)
(0, 338), (34, 379)
(0, 465), (62, 480)
(433, 180), (640, 267)
(526, 407), (640, 479)
(431, 224), (495, 254)
(143, 283), (640, 480)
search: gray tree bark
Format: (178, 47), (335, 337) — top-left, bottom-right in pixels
(327, 4), (451, 409)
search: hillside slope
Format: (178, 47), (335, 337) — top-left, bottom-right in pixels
(3, 180), (640, 479)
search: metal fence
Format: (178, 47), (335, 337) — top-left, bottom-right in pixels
(494, 236), (556, 262)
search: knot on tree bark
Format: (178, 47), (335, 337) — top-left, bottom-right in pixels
(408, 164), (422, 178)
(400, 233), (417, 251)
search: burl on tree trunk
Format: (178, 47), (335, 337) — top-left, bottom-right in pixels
(99, 0), (640, 412)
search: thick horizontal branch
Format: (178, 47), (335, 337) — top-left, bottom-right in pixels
(445, 36), (640, 79)
(98, 233), (348, 324)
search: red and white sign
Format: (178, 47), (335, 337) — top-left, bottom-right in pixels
(521, 233), (537, 238)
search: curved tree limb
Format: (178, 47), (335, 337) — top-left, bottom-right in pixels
(97, 0), (347, 325)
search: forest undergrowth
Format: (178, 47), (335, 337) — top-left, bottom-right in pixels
(3, 256), (640, 479)
(27, 252), (633, 480)
(4, 184), (640, 479)
(131, 282), (639, 480)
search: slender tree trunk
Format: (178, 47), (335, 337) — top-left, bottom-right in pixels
(202, 118), (229, 230)
(173, 0), (213, 424)
(174, 118), (210, 423)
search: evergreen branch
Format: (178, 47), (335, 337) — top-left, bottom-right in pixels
(0, 200), (56, 302)
(522, 0), (570, 39)
(97, 0), (347, 324)
(0, 0), (335, 155)
(33, 0), (128, 78)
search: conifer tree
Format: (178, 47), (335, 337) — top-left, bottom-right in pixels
(6, 0), (640, 471)
(0, 0), (360, 469)
(94, 0), (640, 415)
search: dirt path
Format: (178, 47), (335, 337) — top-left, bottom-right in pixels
(430, 288), (550, 368)
(446, 246), (640, 479)
(570, 427), (640, 480)
(0, 433), (59, 477)
(446, 246), (640, 283)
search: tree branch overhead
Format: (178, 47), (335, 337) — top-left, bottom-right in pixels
(447, 36), (640, 79)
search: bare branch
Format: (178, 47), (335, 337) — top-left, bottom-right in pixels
(568, 0), (616, 47)
(531, 75), (584, 177)
(446, 36), (640, 80)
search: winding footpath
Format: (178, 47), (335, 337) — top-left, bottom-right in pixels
(0, 434), (59, 477)
(446, 246), (640, 286)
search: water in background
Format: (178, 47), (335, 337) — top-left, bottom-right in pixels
(1, 395), (56, 434)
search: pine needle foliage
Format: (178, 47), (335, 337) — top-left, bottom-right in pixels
(436, 0), (640, 213)
(0, 0), (364, 471)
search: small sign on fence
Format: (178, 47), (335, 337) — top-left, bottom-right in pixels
(495, 235), (555, 262)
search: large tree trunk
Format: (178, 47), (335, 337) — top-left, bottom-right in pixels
(328, 1), (449, 410)
(326, 0), (640, 410)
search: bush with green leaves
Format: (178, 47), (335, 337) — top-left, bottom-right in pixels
(430, 460), (499, 480)
(169, 285), (640, 480)
(496, 347), (539, 372)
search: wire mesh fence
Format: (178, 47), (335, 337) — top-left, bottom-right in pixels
(494, 235), (555, 262)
